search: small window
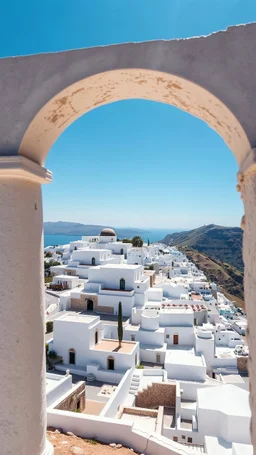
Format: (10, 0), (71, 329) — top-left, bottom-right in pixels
(173, 436), (178, 442)
(76, 399), (81, 410)
(120, 278), (125, 290)
(188, 437), (193, 443)
(69, 349), (76, 365)
(137, 286), (140, 289)
(131, 335), (135, 341)
(182, 435), (186, 440)
(107, 356), (115, 370)
(166, 334), (170, 339)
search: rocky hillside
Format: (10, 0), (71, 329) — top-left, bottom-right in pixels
(181, 247), (244, 308)
(162, 224), (243, 271)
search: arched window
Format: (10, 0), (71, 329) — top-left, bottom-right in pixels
(120, 278), (125, 290)
(69, 348), (76, 365)
(107, 356), (115, 370)
(92, 257), (95, 266)
(95, 330), (98, 345)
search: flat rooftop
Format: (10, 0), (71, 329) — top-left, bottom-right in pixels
(166, 349), (204, 367)
(215, 347), (236, 359)
(53, 274), (78, 280)
(162, 308), (193, 314)
(100, 264), (141, 269)
(56, 313), (99, 324)
(92, 339), (136, 353)
(120, 413), (157, 433)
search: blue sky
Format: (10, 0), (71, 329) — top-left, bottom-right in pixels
(1, 1), (256, 229)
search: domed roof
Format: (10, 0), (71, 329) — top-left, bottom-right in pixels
(100, 227), (116, 237)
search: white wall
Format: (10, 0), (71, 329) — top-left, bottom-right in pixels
(97, 293), (135, 316)
(165, 355), (206, 382)
(159, 310), (194, 328)
(197, 408), (250, 444)
(53, 316), (102, 366)
(195, 335), (215, 373)
(179, 380), (220, 401)
(165, 327), (195, 346)
(47, 409), (192, 455)
(124, 326), (165, 347)
(46, 373), (72, 408)
(140, 348), (165, 364)
(89, 343), (139, 372)
(100, 368), (133, 418)
(99, 265), (142, 290)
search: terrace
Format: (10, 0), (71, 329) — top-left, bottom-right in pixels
(92, 339), (136, 354)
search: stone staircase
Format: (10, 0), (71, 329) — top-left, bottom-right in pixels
(129, 371), (142, 395)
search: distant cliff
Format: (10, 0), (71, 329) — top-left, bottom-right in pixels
(161, 224), (243, 272)
(44, 221), (147, 238)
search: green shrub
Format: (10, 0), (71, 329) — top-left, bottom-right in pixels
(46, 321), (53, 333)
(48, 350), (57, 359)
(136, 364), (144, 369)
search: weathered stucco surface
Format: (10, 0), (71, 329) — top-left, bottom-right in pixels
(0, 23), (255, 167)
(0, 178), (46, 455)
(243, 173), (256, 450)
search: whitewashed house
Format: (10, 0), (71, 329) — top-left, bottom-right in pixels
(51, 313), (139, 382)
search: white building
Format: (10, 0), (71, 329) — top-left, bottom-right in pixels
(165, 349), (206, 381)
(51, 313), (139, 382)
(52, 274), (80, 290)
(198, 385), (251, 444)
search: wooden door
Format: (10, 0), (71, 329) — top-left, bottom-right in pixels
(173, 334), (179, 345)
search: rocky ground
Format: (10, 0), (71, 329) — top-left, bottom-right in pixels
(47, 428), (141, 455)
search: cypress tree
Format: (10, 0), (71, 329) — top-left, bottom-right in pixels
(118, 302), (123, 348)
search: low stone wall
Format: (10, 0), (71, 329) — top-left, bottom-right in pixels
(95, 305), (114, 314)
(136, 382), (176, 409)
(71, 298), (83, 310)
(55, 382), (85, 412)
(237, 356), (248, 372)
(123, 407), (158, 417)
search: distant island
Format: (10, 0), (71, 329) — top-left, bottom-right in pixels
(44, 221), (148, 239)
(161, 224), (244, 307)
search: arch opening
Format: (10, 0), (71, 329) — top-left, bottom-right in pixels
(19, 69), (250, 167)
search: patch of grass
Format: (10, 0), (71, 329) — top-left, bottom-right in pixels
(86, 439), (99, 445)
(45, 276), (53, 284)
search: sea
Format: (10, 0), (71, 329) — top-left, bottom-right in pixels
(44, 228), (180, 247)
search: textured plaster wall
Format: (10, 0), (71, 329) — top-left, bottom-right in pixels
(243, 173), (256, 449)
(0, 179), (46, 455)
(0, 24), (255, 167)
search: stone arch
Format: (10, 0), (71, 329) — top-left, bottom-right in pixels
(19, 68), (250, 167)
(1, 24), (256, 454)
